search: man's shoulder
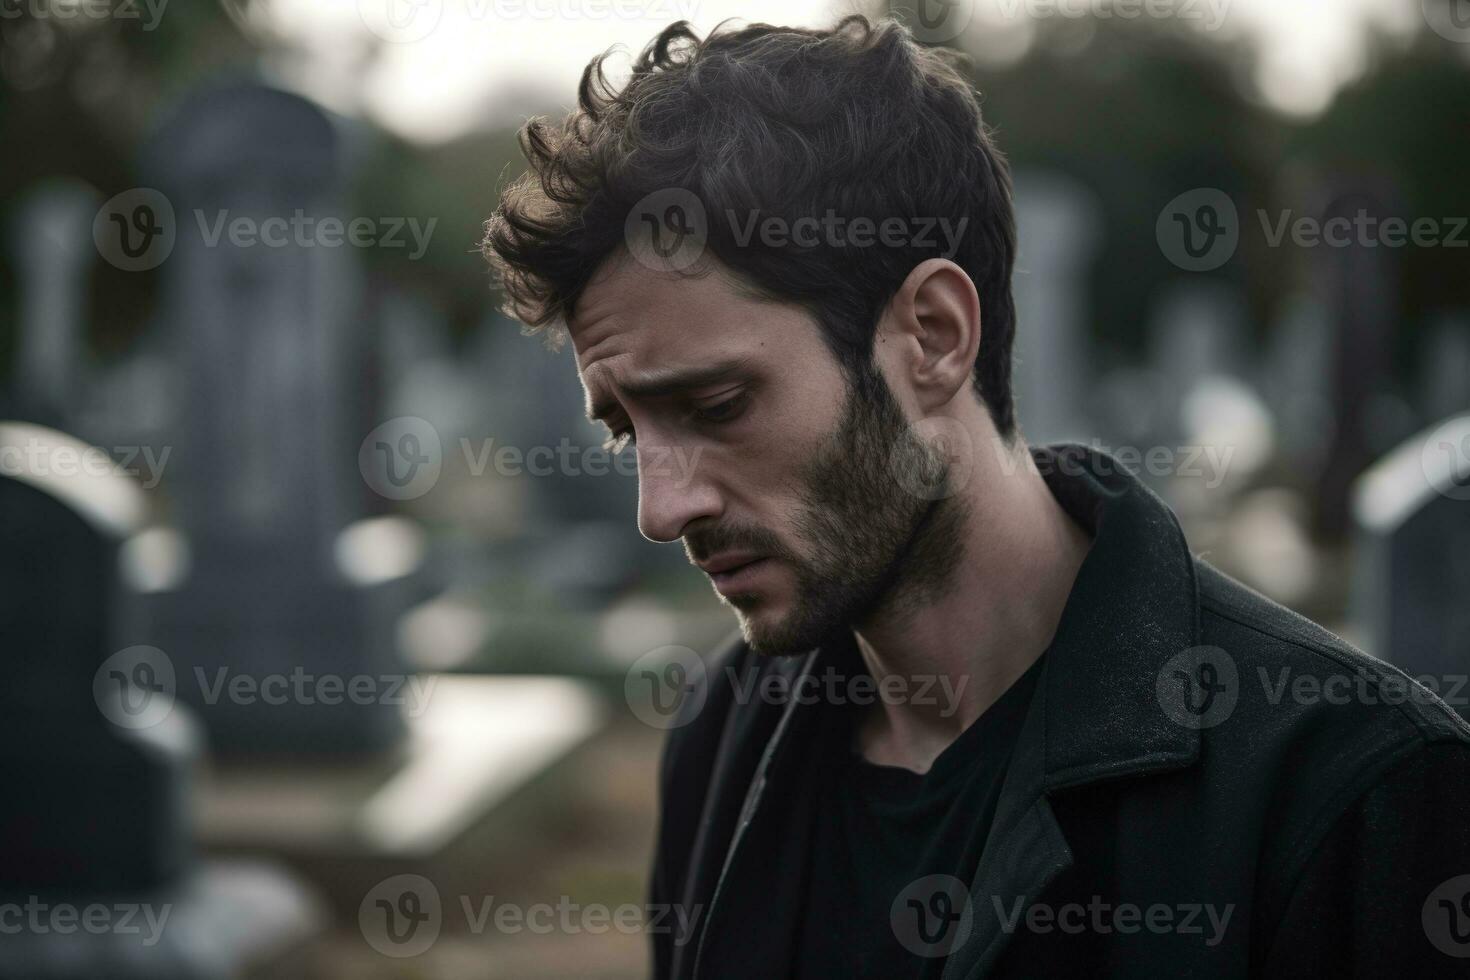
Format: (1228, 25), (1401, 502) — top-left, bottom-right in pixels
(1192, 557), (1470, 748)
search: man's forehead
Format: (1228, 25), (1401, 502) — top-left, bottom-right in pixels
(569, 257), (740, 388)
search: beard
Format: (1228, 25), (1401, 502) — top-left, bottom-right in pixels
(685, 358), (971, 656)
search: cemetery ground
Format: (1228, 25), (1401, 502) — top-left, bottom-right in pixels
(236, 709), (665, 979)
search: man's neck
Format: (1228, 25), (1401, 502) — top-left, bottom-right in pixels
(852, 437), (1092, 774)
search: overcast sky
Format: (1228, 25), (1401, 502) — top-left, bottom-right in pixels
(252, 0), (1428, 143)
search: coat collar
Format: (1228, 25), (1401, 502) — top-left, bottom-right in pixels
(1032, 441), (1203, 788)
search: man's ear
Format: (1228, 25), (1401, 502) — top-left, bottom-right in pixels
(879, 258), (983, 415)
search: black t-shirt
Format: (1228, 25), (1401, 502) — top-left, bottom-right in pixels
(793, 652), (1046, 979)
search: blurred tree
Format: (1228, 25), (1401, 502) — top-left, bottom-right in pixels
(0, 0), (257, 373)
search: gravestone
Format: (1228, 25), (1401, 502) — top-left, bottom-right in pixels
(140, 79), (415, 756)
(1420, 314), (1470, 423)
(6, 180), (98, 430)
(0, 421), (324, 978)
(0, 422), (187, 894)
(1261, 291), (1333, 481)
(1313, 185), (1401, 538)
(459, 312), (655, 608)
(1011, 173), (1101, 444)
(1351, 414), (1470, 719)
(1147, 280), (1251, 440)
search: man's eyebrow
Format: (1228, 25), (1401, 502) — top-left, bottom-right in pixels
(586, 356), (753, 423)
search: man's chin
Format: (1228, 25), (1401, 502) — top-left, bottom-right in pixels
(733, 599), (846, 659)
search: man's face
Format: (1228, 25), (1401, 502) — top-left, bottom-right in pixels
(570, 252), (966, 656)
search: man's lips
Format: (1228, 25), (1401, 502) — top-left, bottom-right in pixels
(695, 552), (766, 575)
(693, 550), (779, 598)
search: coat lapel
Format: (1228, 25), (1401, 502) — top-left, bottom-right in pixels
(685, 647), (825, 980)
(941, 444), (1206, 979)
(939, 671), (1072, 980)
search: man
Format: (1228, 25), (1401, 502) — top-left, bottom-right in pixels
(482, 16), (1470, 979)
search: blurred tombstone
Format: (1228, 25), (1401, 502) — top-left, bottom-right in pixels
(1351, 414), (1470, 719)
(0, 422), (321, 979)
(1011, 173), (1101, 444)
(463, 311), (636, 524)
(1420, 314), (1470, 423)
(457, 314), (655, 609)
(1262, 291), (1334, 480)
(1148, 280), (1251, 441)
(6, 180), (98, 430)
(9, 178), (176, 466)
(378, 289), (457, 435)
(1312, 185), (1401, 538)
(0, 422), (185, 894)
(139, 80), (420, 756)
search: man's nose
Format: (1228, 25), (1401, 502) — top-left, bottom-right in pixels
(635, 441), (718, 543)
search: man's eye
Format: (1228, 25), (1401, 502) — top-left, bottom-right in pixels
(692, 391), (749, 425)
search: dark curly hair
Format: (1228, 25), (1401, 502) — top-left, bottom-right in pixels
(482, 15), (1020, 438)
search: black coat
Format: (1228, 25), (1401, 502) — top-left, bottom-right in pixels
(648, 444), (1470, 978)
